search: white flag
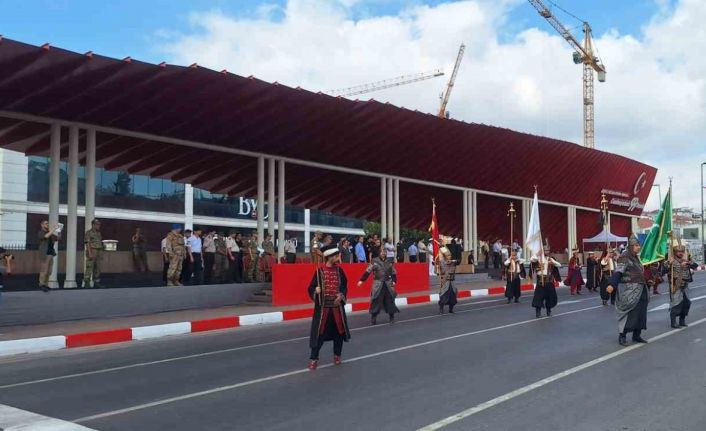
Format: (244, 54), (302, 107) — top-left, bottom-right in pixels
(525, 191), (544, 262)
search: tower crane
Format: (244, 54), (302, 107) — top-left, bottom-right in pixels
(528, 0), (606, 149)
(438, 43), (465, 118)
(324, 70), (444, 97)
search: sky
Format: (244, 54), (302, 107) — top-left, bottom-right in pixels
(1, 0), (703, 212)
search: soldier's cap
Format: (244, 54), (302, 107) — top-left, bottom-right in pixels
(321, 244), (340, 257)
(171, 223), (183, 230)
(92, 219), (101, 225)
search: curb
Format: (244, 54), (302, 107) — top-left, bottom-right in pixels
(0, 284), (536, 358)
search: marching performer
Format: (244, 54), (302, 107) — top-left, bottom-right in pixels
(529, 249), (561, 318)
(565, 248), (584, 295)
(607, 235), (649, 346)
(599, 248), (617, 306)
(437, 246), (458, 314)
(665, 241), (698, 328)
(644, 261), (663, 295)
(307, 244), (351, 370)
(586, 251), (598, 292)
(358, 244), (400, 325)
(504, 250), (526, 303)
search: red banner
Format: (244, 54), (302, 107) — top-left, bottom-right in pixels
(271, 263), (430, 306)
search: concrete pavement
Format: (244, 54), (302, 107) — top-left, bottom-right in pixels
(0, 273), (703, 430)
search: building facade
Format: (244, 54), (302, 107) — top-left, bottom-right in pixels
(0, 149), (364, 252)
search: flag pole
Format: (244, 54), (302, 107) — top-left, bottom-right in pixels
(507, 202), (516, 279)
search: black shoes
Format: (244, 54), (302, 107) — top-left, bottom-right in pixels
(371, 315), (377, 326)
(671, 316), (679, 329)
(632, 337), (648, 344)
(602, 300), (607, 306)
(507, 298), (511, 304)
(389, 314), (395, 324)
(679, 317), (688, 327)
(619, 334), (628, 346)
(40, 285), (50, 293)
(536, 308), (541, 318)
(514, 298), (519, 303)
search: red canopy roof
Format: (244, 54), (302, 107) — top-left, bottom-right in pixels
(0, 37), (656, 234)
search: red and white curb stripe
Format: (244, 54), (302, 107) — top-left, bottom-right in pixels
(0, 285), (535, 358)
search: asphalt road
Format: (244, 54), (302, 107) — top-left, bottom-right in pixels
(1, 273), (705, 431)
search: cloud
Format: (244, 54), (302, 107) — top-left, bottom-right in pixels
(159, 0), (706, 212)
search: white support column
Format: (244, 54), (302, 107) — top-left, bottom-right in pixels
(267, 158), (276, 240)
(64, 126), (79, 289)
(463, 190), (469, 251)
(470, 191), (478, 262)
(387, 177), (393, 241)
(393, 179), (400, 245)
(48, 124), (61, 289)
(84, 128), (96, 224)
(256, 156), (265, 243)
(304, 209), (311, 253)
(567, 206), (577, 251)
(380, 178), (387, 239)
(277, 159), (286, 259)
(184, 184), (194, 231)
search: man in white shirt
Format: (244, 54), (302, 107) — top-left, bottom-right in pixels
(189, 228), (204, 285)
(418, 239), (428, 263)
(284, 234), (298, 263)
(384, 238), (395, 263)
(161, 232), (169, 284)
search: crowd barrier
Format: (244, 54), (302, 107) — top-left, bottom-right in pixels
(271, 263), (430, 306)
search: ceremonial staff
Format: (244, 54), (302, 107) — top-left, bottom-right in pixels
(507, 202), (516, 279)
(600, 193), (610, 286)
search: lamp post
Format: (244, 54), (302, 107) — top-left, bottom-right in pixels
(701, 162), (706, 264)
(601, 193), (609, 252)
(507, 202), (516, 251)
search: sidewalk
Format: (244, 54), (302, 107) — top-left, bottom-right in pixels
(0, 278), (533, 358)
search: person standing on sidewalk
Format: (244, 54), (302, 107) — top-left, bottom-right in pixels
(83, 219), (104, 289)
(165, 224), (186, 287)
(408, 241), (418, 263)
(244, 232), (260, 282)
(38, 220), (60, 292)
(307, 244), (350, 370)
(202, 230), (216, 284)
(188, 228), (204, 285)
(358, 243), (399, 325)
(607, 235), (650, 346)
(161, 231), (169, 284)
(0, 247), (13, 297)
(285, 234), (298, 264)
(181, 229), (193, 284)
(213, 232), (229, 284)
(131, 227), (148, 272)
(418, 238), (427, 264)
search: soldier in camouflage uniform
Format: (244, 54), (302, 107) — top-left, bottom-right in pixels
(213, 232), (228, 283)
(244, 232), (260, 283)
(261, 234), (276, 282)
(165, 224), (187, 286)
(83, 219), (104, 288)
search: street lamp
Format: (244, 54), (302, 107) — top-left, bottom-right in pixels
(701, 162), (705, 264)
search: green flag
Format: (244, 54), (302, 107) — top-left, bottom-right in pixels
(640, 186), (672, 264)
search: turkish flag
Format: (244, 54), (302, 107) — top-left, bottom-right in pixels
(428, 200), (440, 260)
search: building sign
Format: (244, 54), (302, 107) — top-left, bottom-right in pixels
(238, 197), (268, 220)
(602, 171), (648, 212)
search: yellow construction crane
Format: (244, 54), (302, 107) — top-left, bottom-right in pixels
(528, 0), (606, 149)
(438, 44), (465, 118)
(324, 70), (444, 97)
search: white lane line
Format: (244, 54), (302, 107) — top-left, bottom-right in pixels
(0, 291), (573, 389)
(417, 316), (706, 431)
(0, 403), (98, 430)
(72, 304), (603, 424)
(648, 294), (706, 312)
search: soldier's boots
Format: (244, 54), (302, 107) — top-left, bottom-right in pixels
(679, 316), (688, 327)
(670, 315), (679, 329)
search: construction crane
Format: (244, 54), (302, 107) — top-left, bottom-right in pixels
(324, 70), (444, 97)
(438, 44), (465, 118)
(528, 0), (606, 149)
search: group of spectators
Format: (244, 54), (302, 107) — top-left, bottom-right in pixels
(329, 235), (432, 264)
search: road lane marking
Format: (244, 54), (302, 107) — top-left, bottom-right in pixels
(416, 316), (706, 430)
(71, 304), (603, 424)
(0, 292), (585, 390)
(648, 294), (706, 312)
(0, 403), (97, 430)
